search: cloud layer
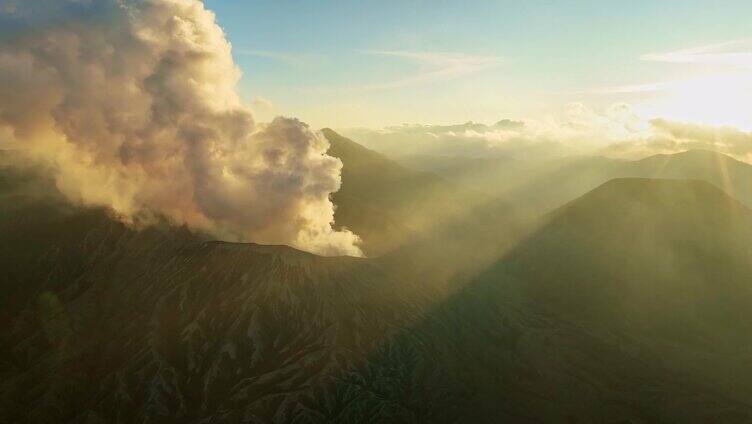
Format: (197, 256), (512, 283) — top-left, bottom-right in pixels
(341, 104), (642, 159)
(342, 103), (752, 163)
(605, 118), (752, 160)
(0, 0), (361, 256)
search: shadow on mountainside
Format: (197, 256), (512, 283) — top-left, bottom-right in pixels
(3, 151), (752, 423)
(310, 178), (752, 423)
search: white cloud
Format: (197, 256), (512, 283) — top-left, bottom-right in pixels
(641, 39), (752, 69)
(592, 39), (752, 130)
(0, 0), (362, 257)
(598, 39), (752, 95)
(341, 103), (649, 160)
(342, 102), (752, 163)
(359, 50), (502, 90)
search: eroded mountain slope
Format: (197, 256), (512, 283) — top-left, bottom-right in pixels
(3, 159), (752, 423)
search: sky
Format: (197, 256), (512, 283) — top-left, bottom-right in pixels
(203, 0), (752, 130)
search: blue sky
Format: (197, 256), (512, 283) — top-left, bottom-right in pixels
(205, 0), (752, 129)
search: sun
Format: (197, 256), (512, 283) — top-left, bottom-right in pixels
(664, 71), (752, 129)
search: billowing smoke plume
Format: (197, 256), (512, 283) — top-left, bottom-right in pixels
(0, 0), (362, 256)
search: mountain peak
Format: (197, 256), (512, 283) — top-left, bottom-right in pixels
(638, 148), (742, 165)
(505, 177), (752, 348)
(597, 176), (719, 192)
(567, 177), (745, 212)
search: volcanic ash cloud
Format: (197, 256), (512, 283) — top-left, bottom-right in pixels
(0, 0), (362, 256)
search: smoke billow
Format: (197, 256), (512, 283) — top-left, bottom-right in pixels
(0, 0), (362, 256)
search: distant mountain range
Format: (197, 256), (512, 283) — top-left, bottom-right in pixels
(4, 138), (752, 422)
(395, 148), (752, 214)
(323, 128), (523, 261)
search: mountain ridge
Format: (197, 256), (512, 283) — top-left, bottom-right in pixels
(323, 128), (521, 261)
(502, 177), (752, 346)
(392, 147), (752, 215)
(4, 149), (752, 421)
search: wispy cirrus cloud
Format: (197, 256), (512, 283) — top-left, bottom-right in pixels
(595, 39), (752, 95)
(641, 38), (752, 68)
(591, 39), (752, 130)
(360, 50), (502, 90)
(235, 49), (306, 66)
